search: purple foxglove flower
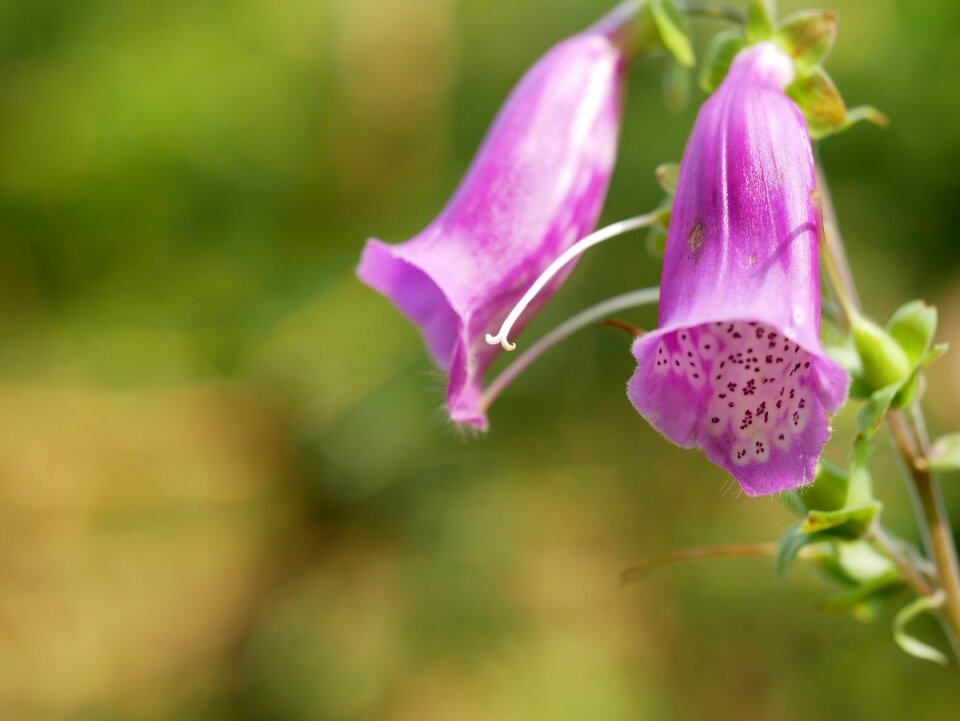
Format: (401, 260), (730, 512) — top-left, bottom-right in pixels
(627, 43), (849, 496)
(356, 4), (636, 430)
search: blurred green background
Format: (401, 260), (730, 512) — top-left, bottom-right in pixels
(1, 0), (959, 718)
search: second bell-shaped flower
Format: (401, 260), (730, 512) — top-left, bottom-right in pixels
(628, 43), (849, 496)
(357, 6), (636, 430)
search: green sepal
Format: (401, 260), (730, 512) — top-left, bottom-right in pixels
(857, 383), (901, 439)
(923, 432), (960, 473)
(648, 0), (695, 68)
(841, 105), (890, 132)
(893, 592), (949, 665)
(782, 459), (849, 516)
(646, 226), (667, 258)
(886, 300), (937, 366)
(820, 570), (903, 616)
(808, 539), (899, 588)
(851, 315), (913, 395)
(800, 503), (880, 538)
(893, 342), (947, 408)
(746, 0), (775, 42)
(775, 522), (813, 579)
(662, 60), (691, 112)
(786, 67), (847, 139)
(823, 336), (871, 400)
(655, 163), (680, 195)
(775, 10), (837, 73)
(699, 30), (746, 92)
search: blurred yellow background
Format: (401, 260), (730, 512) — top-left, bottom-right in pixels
(1, 0), (959, 718)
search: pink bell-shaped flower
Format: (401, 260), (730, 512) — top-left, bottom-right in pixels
(357, 4), (637, 429)
(627, 43), (849, 496)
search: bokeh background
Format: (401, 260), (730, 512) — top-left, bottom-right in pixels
(1, 0), (959, 718)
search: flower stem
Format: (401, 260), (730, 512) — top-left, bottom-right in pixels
(887, 409), (960, 659)
(677, 1), (745, 24)
(478, 287), (659, 410)
(620, 542), (782, 584)
(485, 212), (662, 351)
(816, 161), (960, 657)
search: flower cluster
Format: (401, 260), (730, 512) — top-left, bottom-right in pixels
(357, 9), (848, 495)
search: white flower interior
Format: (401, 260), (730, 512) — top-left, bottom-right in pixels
(651, 320), (815, 467)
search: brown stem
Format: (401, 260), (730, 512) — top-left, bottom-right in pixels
(869, 526), (934, 598)
(888, 410), (960, 656)
(816, 161), (960, 657)
(620, 543), (779, 584)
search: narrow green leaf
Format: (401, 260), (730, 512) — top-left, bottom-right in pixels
(775, 522), (810, 579)
(852, 315), (913, 394)
(775, 10), (837, 72)
(785, 459), (849, 516)
(649, 0), (695, 67)
(799, 503), (879, 538)
(746, 0), (775, 42)
(662, 60), (691, 112)
(655, 163), (680, 195)
(856, 384), (900, 438)
(891, 342), (948, 408)
(893, 592), (949, 665)
(646, 226), (667, 258)
(787, 67), (847, 139)
(821, 570), (902, 613)
(925, 432), (960, 472)
(846, 437), (874, 507)
(823, 337), (870, 399)
(842, 105), (889, 131)
(699, 30), (745, 92)
(835, 539), (898, 585)
(887, 300), (937, 365)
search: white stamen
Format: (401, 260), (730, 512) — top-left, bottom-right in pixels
(479, 286), (660, 409)
(484, 212), (662, 351)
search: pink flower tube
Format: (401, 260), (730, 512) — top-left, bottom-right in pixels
(357, 5), (636, 430)
(628, 43), (849, 496)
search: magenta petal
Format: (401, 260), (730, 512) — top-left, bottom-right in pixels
(358, 8), (633, 429)
(627, 44), (849, 495)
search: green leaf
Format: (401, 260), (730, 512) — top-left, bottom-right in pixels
(893, 592), (949, 665)
(846, 436), (874, 507)
(662, 60), (691, 112)
(786, 67), (847, 139)
(775, 10), (837, 72)
(655, 163), (679, 195)
(891, 342), (948, 408)
(835, 539), (898, 585)
(775, 522), (810, 579)
(924, 432), (960, 472)
(646, 226), (667, 258)
(823, 337), (870, 399)
(821, 570), (902, 613)
(783, 459), (849, 516)
(799, 503), (879, 538)
(746, 0), (775, 42)
(851, 315), (913, 395)
(887, 300), (937, 365)
(842, 105), (889, 132)
(856, 384), (899, 439)
(699, 30), (745, 92)
(649, 0), (695, 68)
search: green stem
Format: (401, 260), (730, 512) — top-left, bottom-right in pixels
(677, 1), (745, 24)
(816, 161), (960, 659)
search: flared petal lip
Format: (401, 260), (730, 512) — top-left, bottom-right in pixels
(357, 236), (493, 431)
(628, 313), (850, 496)
(357, 237), (462, 369)
(630, 310), (849, 413)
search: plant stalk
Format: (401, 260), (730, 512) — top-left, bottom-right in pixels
(816, 162), (960, 657)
